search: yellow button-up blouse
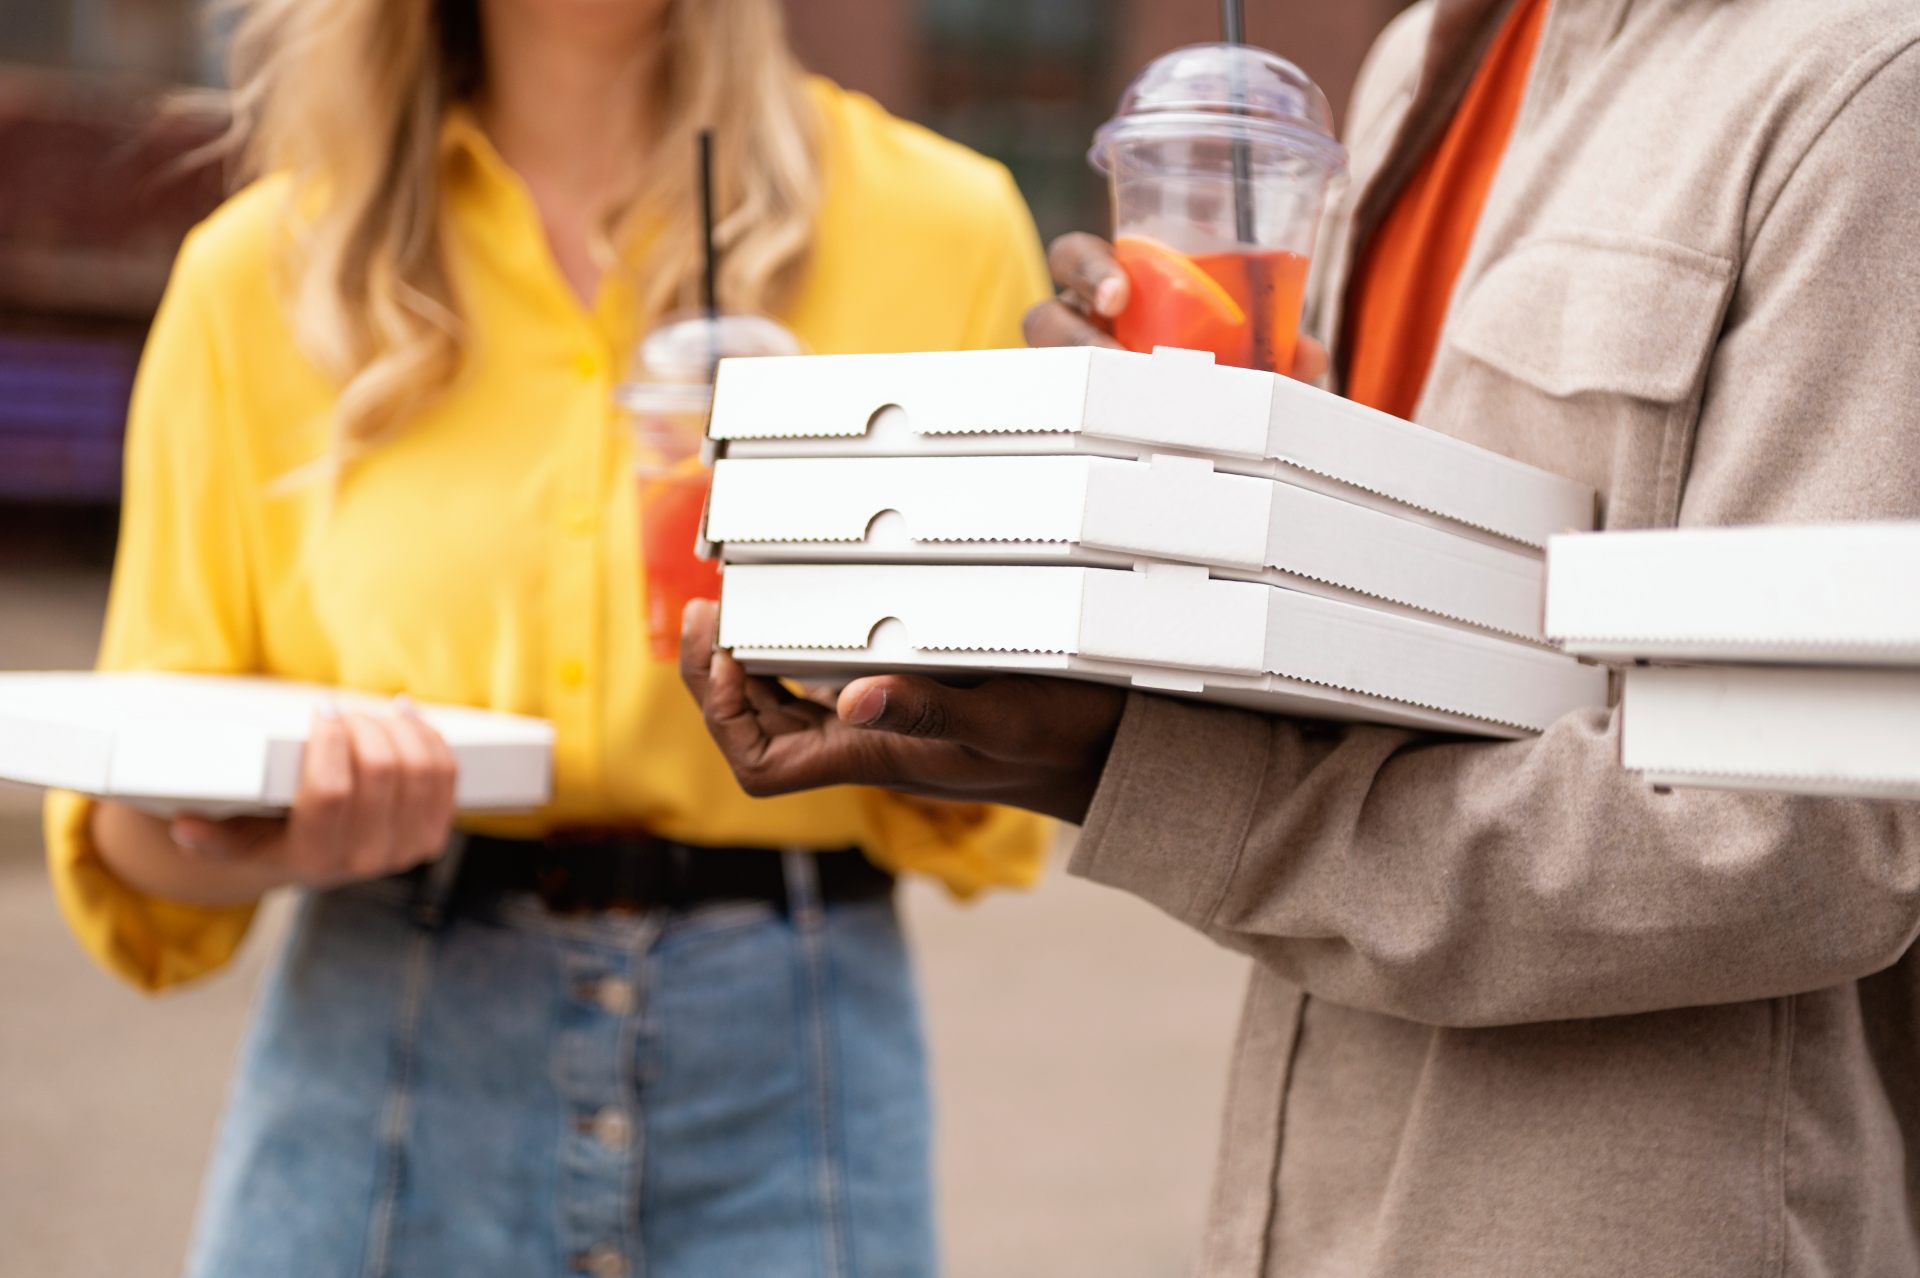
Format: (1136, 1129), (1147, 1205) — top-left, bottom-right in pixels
(44, 80), (1055, 991)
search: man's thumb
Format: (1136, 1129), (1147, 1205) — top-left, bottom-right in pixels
(837, 675), (986, 743)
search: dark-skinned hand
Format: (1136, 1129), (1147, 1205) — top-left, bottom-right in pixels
(682, 232), (1327, 823)
(678, 601), (1126, 824)
(1022, 231), (1331, 382)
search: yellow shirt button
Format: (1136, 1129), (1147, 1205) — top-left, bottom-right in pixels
(557, 658), (587, 688)
(570, 350), (603, 380)
(562, 500), (596, 536)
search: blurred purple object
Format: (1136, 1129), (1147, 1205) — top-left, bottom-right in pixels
(0, 66), (226, 503)
(0, 335), (138, 501)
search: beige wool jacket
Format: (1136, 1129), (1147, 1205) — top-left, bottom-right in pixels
(1070, 1), (1920, 1274)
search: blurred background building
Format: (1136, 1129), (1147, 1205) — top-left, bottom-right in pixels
(0, 4), (1409, 1275)
(0, 0), (1407, 508)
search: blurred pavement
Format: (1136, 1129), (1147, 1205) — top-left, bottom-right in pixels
(0, 559), (1247, 1278)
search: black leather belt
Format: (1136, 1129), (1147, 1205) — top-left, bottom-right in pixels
(446, 832), (893, 917)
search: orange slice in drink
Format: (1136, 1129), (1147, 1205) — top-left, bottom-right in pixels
(1112, 235), (1249, 362)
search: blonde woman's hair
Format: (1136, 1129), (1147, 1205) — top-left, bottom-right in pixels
(220, 0), (820, 473)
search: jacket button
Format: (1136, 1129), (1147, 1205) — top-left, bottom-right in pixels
(557, 658), (586, 688)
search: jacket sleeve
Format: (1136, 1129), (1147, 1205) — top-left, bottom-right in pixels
(43, 228), (262, 993)
(1068, 43), (1920, 1028)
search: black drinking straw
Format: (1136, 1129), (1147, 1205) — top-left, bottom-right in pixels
(1221, 0), (1254, 244)
(1221, 0), (1245, 51)
(1220, 0), (1274, 368)
(698, 128), (720, 318)
(697, 128), (721, 378)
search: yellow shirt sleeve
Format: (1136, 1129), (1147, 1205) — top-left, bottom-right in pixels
(44, 229), (260, 993)
(957, 165), (1053, 350)
(855, 162), (1060, 897)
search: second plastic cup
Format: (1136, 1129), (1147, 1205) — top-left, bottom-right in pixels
(615, 311), (805, 660)
(1090, 43), (1346, 375)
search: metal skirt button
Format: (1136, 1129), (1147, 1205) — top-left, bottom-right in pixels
(572, 1244), (627, 1278)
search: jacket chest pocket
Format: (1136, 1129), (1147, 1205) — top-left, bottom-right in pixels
(1421, 229), (1734, 530)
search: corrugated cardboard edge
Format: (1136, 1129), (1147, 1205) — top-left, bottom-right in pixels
(720, 565), (1586, 734)
(1269, 457), (1546, 550)
(1635, 769), (1920, 800)
(1259, 561), (1541, 644)
(1554, 635), (1920, 662)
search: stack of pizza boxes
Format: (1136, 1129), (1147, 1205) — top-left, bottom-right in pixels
(701, 345), (1608, 740)
(1547, 522), (1920, 796)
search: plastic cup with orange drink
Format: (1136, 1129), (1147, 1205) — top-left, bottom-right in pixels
(1090, 44), (1346, 374)
(615, 311), (804, 660)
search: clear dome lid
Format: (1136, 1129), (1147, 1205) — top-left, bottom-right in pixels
(1090, 43), (1345, 175)
(614, 310), (805, 416)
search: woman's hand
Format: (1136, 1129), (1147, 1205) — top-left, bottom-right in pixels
(1023, 231), (1331, 382)
(678, 601), (1126, 824)
(91, 699), (459, 907)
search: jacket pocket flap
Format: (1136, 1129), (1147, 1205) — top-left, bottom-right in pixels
(1449, 231), (1734, 402)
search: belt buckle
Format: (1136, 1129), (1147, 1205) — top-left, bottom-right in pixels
(531, 833), (582, 914)
(536, 828), (677, 916)
(533, 828), (624, 914)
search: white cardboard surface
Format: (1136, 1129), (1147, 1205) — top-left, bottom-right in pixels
(1622, 665), (1920, 800)
(706, 454), (1548, 640)
(1546, 522), (1920, 664)
(718, 563), (1605, 738)
(0, 672), (555, 815)
(707, 347), (1595, 550)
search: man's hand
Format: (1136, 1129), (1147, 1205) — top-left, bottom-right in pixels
(1023, 231), (1331, 382)
(679, 601), (1126, 824)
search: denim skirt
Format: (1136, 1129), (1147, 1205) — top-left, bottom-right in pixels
(183, 852), (935, 1278)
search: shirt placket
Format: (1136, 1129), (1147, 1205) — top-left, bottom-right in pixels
(554, 924), (657, 1278)
(450, 117), (623, 814)
(547, 332), (614, 808)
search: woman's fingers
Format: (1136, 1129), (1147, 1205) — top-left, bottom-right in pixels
(288, 701), (355, 877)
(269, 697), (458, 888)
(340, 709), (416, 879)
(387, 698), (458, 868)
(1047, 231), (1128, 316)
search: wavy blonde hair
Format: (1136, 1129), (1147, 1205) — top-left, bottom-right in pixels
(221, 0), (820, 473)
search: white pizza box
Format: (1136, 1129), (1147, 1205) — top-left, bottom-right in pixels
(706, 346), (1596, 551)
(717, 563), (1606, 739)
(705, 453), (1548, 641)
(1545, 522), (1920, 664)
(1622, 665), (1920, 800)
(0, 672), (555, 817)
